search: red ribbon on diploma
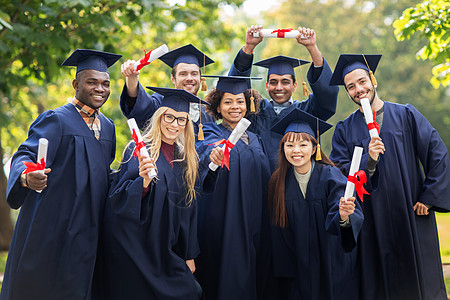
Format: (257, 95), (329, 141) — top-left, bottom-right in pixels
(271, 28), (293, 38)
(135, 49), (153, 71)
(348, 170), (370, 201)
(23, 158), (46, 174)
(132, 129), (146, 159)
(209, 139), (235, 170)
(367, 110), (380, 134)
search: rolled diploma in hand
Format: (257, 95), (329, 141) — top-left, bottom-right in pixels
(252, 29), (306, 39)
(343, 146), (363, 200)
(36, 138), (48, 193)
(127, 119), (157, 179)
(360, 98), (379, 138)
(133, 44), (169, 71)
(209, 118), (251, 171)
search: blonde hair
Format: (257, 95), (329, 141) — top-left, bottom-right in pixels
(139, 107), (199, 205)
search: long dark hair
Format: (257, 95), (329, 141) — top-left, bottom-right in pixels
(268, 132), (335, 228)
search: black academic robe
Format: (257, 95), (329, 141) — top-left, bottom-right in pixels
(330, 102), (450, 300)
(120, 82), (214, 134)
(229, 51), (339, 172)
(100, 144), (200, 300)
(271, 164), (364, 300)
(1, 104), (115, 300)
(195, 122), (272, 300)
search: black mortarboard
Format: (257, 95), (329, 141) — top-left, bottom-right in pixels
(330, 54), (382, 86)
(271, 108), (332, 137)
(254, 55), (310, 76)
(146, 86), (209, 113)
(202, 75), (262, 95)
(159, 44), (214, 68)
(61, 49), (122, 73)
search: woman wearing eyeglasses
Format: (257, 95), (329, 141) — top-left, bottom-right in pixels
(194, 76), (273, 300)
(99, 87), (206, 300)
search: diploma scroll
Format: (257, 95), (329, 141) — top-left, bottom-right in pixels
(134, 44), (169, 71)
(252, 29), (307, 39)
(360, 98), (379, 138)
(209, 118), (252, 171)
(343, 146), (363, 200)
(36, 138), (48, 193)
(127, 118), (157, 179)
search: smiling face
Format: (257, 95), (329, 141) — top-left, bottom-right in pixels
(160, 107), (189, 145)
(344, 68), (376, 106)
(73, 69), (110, 109)
(265, 74), (297, 104)
(284, 136), (316, 174)
(217, 92), (247, 129)
(171, 63), (201, 95)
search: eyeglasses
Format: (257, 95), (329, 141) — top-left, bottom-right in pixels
(163, 114), (189, 126)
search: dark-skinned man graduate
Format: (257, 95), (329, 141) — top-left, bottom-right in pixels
(228, 25), (339, 172)
(329, 53), (450, 300)
(1, 49), (120, 300)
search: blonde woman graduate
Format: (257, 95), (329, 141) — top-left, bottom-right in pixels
(195, 75), (273, 300)
(100, 88), (206, 300)
(269, 108), (364, 300)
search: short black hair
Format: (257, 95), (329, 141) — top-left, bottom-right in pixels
(266, 74), (296, 84)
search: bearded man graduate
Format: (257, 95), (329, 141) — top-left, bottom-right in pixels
(120, 44), (215, 136)
(228, 25), (339, 172)
(1, 49), (120, 300)
(329, 54), (450, 300)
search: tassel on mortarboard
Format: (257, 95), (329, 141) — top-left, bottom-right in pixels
(198, 123), (204, 140)
(250, 89), (255, 112)
(315, 117), (322, 161)
(299, 60), (310, 97)
(201, 77), (207, 91)
(363, 54), (377, 88)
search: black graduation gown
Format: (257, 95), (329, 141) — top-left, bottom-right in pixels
(271, 164), (364, 300)
(195, 122), (272, 300)
(120, 82), (214, 134)
(1, 104), (115, 300)
(229, 52), (339, 172)
(330, 102), (450, 300)
(100, 144), (200, 300)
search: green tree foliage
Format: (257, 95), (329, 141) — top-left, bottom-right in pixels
(254, 0), (450, 154)
(393, 0), (450, 88)
(0, 0), (243, 250)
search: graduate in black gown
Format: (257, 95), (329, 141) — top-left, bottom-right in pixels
(120, 44), (215, 135)
(1, 49), (121, 300)
(329, 54), (450, 300)
(101, 87), (206, 300)
(269, 108), (364, 300)
(195, 76), (272, 300)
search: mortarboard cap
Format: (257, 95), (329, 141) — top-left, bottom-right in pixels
(254, 55), (310, 76)
(62, 49), (122, 73)
(202, 75), (262, 95)
(330, 54), (382, 86)
(159, 44), (214, 68)
(271, 108), (332, 138)
(146, 86), (209, 113)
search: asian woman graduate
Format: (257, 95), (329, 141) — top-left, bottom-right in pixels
(194, 75), (273, 300)
(268, 108), (364, 300)
(100, 87), (207, 300)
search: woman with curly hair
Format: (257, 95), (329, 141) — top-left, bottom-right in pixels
(269, 108), (363, 300)
(100, 87), (206, 300)
(194, 75), (272, 300)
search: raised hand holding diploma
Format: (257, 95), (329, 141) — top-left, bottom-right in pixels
(127, 118), (157, 180)
(344, 146), (369, 201)
(360, 97), (379, 138)
(133, 44), (169, 71)
(22, 138), (50, 192)
(209, 118), (251, 171)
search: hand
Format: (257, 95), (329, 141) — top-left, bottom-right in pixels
(209, 147), (224, 166)
(296, 27), (316, 47)
(243, 25), (263, 54)
(339, 196), (356, 221)
(138, 156), (155, 187)
(121, 59), (140, 78)
(122, 60), (140, 97)
(186, 259), (196, 274)
(25, 168), (51, 191)
(413, 202), (430, 216)
(368, 136), (385, 161)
